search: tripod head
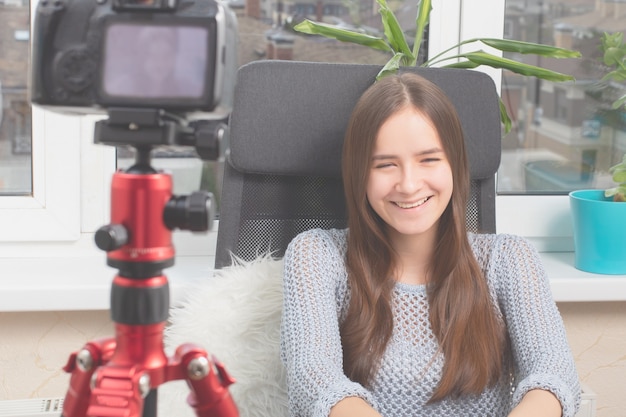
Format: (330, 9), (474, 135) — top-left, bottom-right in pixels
(93, 107), (224, 279)
(94, 107), (227, 161)
(94, 108), (223, 266)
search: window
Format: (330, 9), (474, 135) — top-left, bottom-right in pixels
(498, 0), (626, 195)
(553, 87), (568, 122)
(0, 0), (31, 195)
(0, 0), (98, 242)
(5, 0), (620, 311)
(494, 0), (625, 249)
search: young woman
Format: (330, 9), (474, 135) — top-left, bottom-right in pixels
(280, 72), (581, 417)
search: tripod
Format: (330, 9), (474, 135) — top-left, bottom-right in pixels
(60, 108), (239, 417)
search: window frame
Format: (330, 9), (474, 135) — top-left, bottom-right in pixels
(433, 0), (574, 250)
(0, 107), (82, 241)
(0, 0), (88, 242)
(0, 0), (588, 312)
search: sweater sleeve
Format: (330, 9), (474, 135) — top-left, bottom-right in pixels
(280, 229), (375, 417)
(490, 234), (581, 417)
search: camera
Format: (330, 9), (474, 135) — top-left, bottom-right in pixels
(30, 0), (238, 117)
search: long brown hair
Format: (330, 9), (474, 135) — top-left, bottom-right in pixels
(340, 72), (506, 402)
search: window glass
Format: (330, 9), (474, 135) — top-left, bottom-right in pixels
(498, 0), (625, 196)
(0, 0), (32, 196)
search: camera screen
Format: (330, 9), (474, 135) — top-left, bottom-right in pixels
(101, 23), (209, 101)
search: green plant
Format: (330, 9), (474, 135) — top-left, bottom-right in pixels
(600, 32), (626, 109)
(292, 0), (581, 133)
(605, 154), (626, 202)
(598, 32), (626, 201)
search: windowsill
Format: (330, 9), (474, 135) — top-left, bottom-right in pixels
(0, 254), (216, 312)
(1, 248), (625, 312)
(540, 251), (626, 302)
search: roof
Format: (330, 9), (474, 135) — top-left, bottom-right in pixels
(235, 14), (391, 68)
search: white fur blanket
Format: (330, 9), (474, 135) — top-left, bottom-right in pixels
(158, 255), (288, 417)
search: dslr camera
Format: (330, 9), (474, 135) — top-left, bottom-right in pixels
(31, 0), (238, 119)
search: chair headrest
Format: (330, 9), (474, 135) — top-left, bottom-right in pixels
(229, 61), (502, 179)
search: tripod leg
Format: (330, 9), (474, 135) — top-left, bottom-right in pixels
(173, 344), (238, 417)
(61, 339), (116, 417)
(143, 390), (158, 417)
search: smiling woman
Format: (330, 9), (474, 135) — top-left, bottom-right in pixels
(280, 72), (581, 417)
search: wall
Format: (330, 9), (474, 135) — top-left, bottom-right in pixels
(1, 303), (625, 416)
(559, 302), (626, 416)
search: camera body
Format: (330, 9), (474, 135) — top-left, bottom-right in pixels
(31, 0), (238, 117)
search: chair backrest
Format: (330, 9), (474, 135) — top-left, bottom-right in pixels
(214, 61), (502, 269)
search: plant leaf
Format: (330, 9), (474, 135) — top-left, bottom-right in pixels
(609, 155), (626, 173)
(413, 0), (432, 60)
(601, 32), (626, 65)
(463, 51), (576, 82)
(376, 52), (404, 80)
(293, 20), (392, 52)
(601, 31), (624, 49)
(605, 186), (626, 200)
(611, 167), (626, 183)
(612, 94), (626, 109)
(480, 38), (581, 58)
(376, 0), (415, 61)
(442, 60), (481, 69)
(499, 99), (512, 134)
(602, 69), (626, 82)
(603, 46), (626, 66)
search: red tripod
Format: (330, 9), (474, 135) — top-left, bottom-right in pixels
(60, 109), (238, 417)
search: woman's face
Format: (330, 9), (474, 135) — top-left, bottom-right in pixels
(366, 106), (453, 244)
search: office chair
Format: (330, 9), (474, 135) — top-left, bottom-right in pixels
(214, 60), (502, 269)
(161, 61), (503, 417)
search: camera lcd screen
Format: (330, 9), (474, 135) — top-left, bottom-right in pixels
(101, 23), (209, 101)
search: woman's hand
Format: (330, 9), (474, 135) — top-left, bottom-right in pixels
(508, 389), (562, 417)
(329, 397), (383, 417)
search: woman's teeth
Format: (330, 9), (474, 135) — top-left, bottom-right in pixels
(395, 196), (430, 209)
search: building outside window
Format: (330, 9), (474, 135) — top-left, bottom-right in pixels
(2, 0), (625, 306)
(3, 0), (623, 235)
(0, 0), (31, 196)
(498, 0), (625, 197)
(137, 0), (625, 217)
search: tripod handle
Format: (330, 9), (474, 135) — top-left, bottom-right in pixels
(95, 224), (129, 252)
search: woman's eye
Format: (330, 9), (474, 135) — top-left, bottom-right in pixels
(374, 163), (394, 169)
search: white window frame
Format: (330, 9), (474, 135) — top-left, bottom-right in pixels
(0, 0), (110, 242)
(0, 0), (213, 311)
(1, 0), (617, 312)
(0, 107), (82, 241)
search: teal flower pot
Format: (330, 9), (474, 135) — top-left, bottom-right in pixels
(569, 190), (626, 275)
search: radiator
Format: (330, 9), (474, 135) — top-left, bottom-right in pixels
(0, 398), (63, 417)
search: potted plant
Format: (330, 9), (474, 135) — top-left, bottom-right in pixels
(569, 32), (626, 275)
(570, 154), (626, 274)
(290, 0), (581, 133)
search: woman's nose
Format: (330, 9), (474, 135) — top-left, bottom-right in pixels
(396, 166), (422, 194)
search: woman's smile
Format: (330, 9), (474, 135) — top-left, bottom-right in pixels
(393, 196), (432, 209)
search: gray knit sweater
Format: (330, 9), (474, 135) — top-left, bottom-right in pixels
(280, 228), (580, 417)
